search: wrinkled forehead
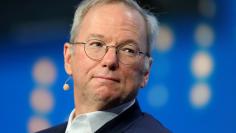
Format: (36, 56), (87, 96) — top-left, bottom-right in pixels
(77, 2), (148, 51)
(82, 1), (146, 22)
(82, 2), (146, 27)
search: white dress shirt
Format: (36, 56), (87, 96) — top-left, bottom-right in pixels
(65, 100), (135, 133)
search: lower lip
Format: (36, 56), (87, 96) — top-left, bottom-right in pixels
(94, 77), (119, 82)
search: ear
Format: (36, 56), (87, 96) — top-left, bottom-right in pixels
(140, 57), (152, 88)
(64, 43), (73, 75)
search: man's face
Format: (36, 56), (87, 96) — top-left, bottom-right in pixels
(64, 3), (151, 109)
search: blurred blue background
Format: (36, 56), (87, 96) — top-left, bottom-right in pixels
(0, 0), (235, 133)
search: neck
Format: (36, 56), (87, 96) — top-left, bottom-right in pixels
(74, 99), (122, 116)
(74, 96), (134, 117)
(73, 87), (136, 116)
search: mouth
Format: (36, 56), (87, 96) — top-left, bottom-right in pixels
(93, 75), (120, 83)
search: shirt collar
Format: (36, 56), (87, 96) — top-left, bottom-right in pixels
(66, 99), (135, 133)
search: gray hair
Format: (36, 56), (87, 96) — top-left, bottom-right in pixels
(70, 0), (158, 55)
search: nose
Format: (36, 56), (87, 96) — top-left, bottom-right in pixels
(101, 47), (119, 70)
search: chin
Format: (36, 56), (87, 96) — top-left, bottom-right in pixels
(93, 89), (122, 103)
(95, 90), (119, 101)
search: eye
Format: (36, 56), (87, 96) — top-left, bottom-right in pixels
(119, 45), (138, 56)
(122, 48), (135, 53)
(87, 40), (105, 48)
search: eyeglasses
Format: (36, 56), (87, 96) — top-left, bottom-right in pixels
(69, 39), (150, 65)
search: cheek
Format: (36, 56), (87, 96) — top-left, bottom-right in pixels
(72, 48), (95, 71)
(71, 50), (95, 86)
(121, 64), (144, 89)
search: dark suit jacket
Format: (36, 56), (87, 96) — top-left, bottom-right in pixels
(36, 102), (171, 133)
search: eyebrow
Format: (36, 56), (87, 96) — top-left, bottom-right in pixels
(86, 34), (140, 48)
(87, 34), (105, 40)
(118, 39), (140, 48)
(120, 39), (138, 45)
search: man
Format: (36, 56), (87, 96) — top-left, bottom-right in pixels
(37, 0), (170, 132)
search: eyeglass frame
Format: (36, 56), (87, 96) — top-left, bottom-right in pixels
(68, 39), (150, 65)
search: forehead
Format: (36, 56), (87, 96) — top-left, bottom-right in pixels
(76, 2), (147, 49)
